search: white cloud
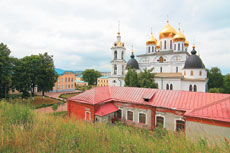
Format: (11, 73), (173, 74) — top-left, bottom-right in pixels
(0, 0), (229, 74)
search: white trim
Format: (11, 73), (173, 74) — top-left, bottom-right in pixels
(85, 111), (91, 121)
(138, 112), (147, 125)
(126, 110), (134, 122)
(174, 118), (185, 131)
(155, 114), (166, 128)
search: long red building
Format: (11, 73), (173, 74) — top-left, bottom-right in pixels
(67, 86), (230, 139)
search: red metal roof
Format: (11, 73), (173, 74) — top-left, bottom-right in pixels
(95, 103), (118, 116)
(68, 86), (230, 122)
(185, 96), (230, 122)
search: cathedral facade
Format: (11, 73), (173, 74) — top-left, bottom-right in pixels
(108, 20), (208, 92)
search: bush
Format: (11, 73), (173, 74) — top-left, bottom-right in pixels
(52, 104), (58, 112)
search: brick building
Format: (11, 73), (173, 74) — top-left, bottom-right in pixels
(67, 86), (230, 139)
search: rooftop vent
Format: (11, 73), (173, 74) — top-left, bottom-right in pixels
(142, 91), (155, 102)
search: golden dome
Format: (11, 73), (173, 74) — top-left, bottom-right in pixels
(146, 32), (157, 45)
(185, 40), (189, 47)
(159, 20), (176, 39)
(156, 41), (160, 49)
(173, 28), (186, 42)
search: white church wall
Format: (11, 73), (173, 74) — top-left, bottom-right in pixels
(181, 80), (207, 92)
(183, 69), (207, 79)
(155, 78), (181, 90)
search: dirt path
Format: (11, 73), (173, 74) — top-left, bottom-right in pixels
(35, 90), (80, 113)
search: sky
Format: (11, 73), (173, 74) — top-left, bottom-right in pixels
(0, 0), (230, 74)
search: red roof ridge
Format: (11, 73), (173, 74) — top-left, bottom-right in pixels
(185, 95), (230, 115)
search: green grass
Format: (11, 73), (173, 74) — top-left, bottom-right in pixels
(59, 92), (81, 99)
(7, 96), (62, 109)
(0, 101), (229, 153)
(50, 111), (67, 117)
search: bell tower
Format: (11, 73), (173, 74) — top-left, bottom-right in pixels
(108, 23), (126, 87)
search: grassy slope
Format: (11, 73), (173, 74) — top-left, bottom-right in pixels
(59, 92), (80, 99)
(0, 102), (229, 153)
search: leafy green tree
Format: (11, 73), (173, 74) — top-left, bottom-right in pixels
(125, 68), (139, 87)
(12, 58), (31, 99)
(82, 69), (101, 85)
(37, 53), (58, 97)
(138, 68), (158, 88)
(208, 88), (224, 93)
(0, 43), (14, 99)
(223, 74), (230, 93)
(207, 67), (223, 89)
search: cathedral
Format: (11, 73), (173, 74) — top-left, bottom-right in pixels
(108, 19), (208, 92)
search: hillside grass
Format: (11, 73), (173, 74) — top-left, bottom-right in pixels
(59, 92), (81, 99)
(0, 101), (229, 153)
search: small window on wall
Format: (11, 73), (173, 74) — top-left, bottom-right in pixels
(117, 109), (122, 119)
(166, 84), (169, 90)
(199, 70), (202, 76)
(127, 111), (133, 121)
(182, 44), (184, 51)
(184, 71), (186, 76)
(114, 51), (117, 60)
(174, 44), (176, 50)
(156, 116), (164, 128)
(170, 84), (173, 90)
(152, 46), (154, 52)
(176, 67), (178, 73)
(189, 85), (192, 91)
(170, 40), (172, 49)
(176, 120), (185, 132)
(164, 40), (166, 49)
(194, 85), (197, 92)
(160, 67), (162, 73)
(190, 70), (193, 76)
(121, 51), (124, 59)
(139, 113), (146, 124)
(178, 43), (180, 51)
(148, 47), (150, 53)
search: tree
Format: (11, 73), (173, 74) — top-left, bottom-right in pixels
(138, 68), (158, 88)
(208, 88), (224, 93)
(125, 68), (139, 87)
(223, 74), (230, 93)
(207, 67), (223, 89)
(12, 58), (32, 99)
(0, 43), (14, 99)
(82, 69), (101, 85)
(37, 53), (58, 97)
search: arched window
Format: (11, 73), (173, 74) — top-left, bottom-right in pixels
(148, 46), (150, 53)
(178, 43), (180, 51)
(199, 70), (202, 76)
(121, 51), (124, 59)
(122, 65), (124, 75)
(182, 43), (184, 51)
(160, 41), (162, 50)
(174, 44), (176, 50)
(114, 51), (117, 60)
(170, 84), (173, 90)
(152, 46), (154, 52)
(160, 67), (162, 73)
(170, 40), (172, 49)
(189, 85), (192, 91)
(190, 70), (193, 76)
(166, 84), (169, 90)
(159, 56), (164, 63)
(184, 71), (186, 76)
(194, 85), (197, 92)
(114, 65), (117, 75)
(176, 67), (178, 73)
(164, 40), (166, 49)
